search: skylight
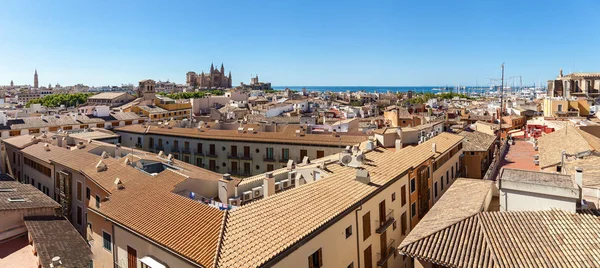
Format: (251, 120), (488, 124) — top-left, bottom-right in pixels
(0, 188), (16, 192)
(8, 197), (26, 202)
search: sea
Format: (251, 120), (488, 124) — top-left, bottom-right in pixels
(271, 86), (488, 94)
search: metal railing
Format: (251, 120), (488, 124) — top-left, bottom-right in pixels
(377, 239), (396, 266)
(376, 209), (395, 234)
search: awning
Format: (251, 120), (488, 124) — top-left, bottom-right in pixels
(140, 256), (167, 268)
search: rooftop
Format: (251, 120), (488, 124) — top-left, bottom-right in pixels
(115, 124), (368, 147)
(92, 169), (224, 268)
(500, 140), (540, 171)
(459, 131), (497, 151)
(88, 92), (129, 100)
(399, 178), (494, 247)
(24, 216), (92, 268)
(217, 133), (464, 267)
(0, 181), (60, 211)
(0, 236), (38, 268)
(538, 125), (594, 168)
(400, 209), (600, 268)
(499, 168), (576, 189)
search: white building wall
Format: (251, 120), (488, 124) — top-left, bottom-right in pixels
(500, 188), (576, 212)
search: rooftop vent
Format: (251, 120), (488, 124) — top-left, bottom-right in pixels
(365, 141), (375, 151)
(96, 160), (107, 172)
(355, 168), (370, 184)
(101, 151), (109, 159)
(44, 143), (50, 151)
(114, 178), (124, 190)
(222, 173), (231, 181)
(50, 256), (62, 268)
(287, 159), (296, 170)
(432, 142), (437, 153)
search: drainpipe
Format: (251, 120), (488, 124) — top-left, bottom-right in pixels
(354, 202), (363, 268)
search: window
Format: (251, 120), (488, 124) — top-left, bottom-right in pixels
(401, 185), (406, 206)
(137, 137), (142, 145)
(410, 178), (416, 193)
(86, 187), (91, 200)
(446, 175), (449, 185)
(446, 170), (449, 183)
(362, 211), (371, 240)
(77, 206), (83, 225)
(316, 150), (325, 159)
(102, 231), (112, 252)
(391, 192), (396, 202)
(451, 166), (454, 179)
(267, 164), (274, 172)
(95, 195), (100, 208)
(393, 220), (397, 230)
(401, 212), (407, 235)
(77, 181), (82, 201)
(434, 182), (438, 198)
(411, 202), (417, 218)
(282, 148), (289, 161)
(345, 225), (352, 238)
(364, 245), (372, 268)
(557, 104), (563, 112)
(308, 248), (323, 268)
(266, 147), (274, 160)
(441, 177), (444, 190)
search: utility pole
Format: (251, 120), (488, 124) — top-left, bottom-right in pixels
(500, 63), (505, 117)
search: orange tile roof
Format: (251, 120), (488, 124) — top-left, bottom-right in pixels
(115, 124), (368, 147)
(92, 169), (225, 267)
(400, 209), (600, 268)
(216, 133), (464, 267)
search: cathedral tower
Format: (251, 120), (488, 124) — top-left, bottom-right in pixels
(34, 69), (39, 88)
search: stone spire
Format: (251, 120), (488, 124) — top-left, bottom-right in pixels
(228, 71), (232, 87)
(34, 69), (39, 88)
(220, 63), (225, 74)
(210, 63), (214, 73)
(10, 80), (13, 87)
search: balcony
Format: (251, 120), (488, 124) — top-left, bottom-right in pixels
(182, 148), (191, 154)
(279, 157), (290, 163)
(194, 149), (204, 156)
(155, 145), (164, 151)
(263, 155), (277, 162)
(206, 151), (218, 158)
(375, 209), (395, 234)
(240, 154), (252, 160)
(228, 153), (240, 159)
(377, 239), (396, 267)
(171, 147), (180, 153)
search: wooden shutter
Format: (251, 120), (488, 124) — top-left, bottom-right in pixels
(362, 212), (371, 240)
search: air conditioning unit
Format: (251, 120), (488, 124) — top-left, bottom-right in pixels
(229, 197), (241, 207)
(282, 179), (290, 188)
(533, 159), (539, 165)
(534, 146), (538, 151)
(275, 182), (282, 191)
(242, 191), (253, 201)
(252, 186), (263, 198)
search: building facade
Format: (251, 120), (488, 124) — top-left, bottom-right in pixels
(186, 63), (232, 89)
(547, 69), (600, 98)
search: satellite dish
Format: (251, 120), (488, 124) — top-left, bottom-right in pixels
(341, 155), (353, 165)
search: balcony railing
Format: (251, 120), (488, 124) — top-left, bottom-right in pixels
(279, 157), (290, 163)
(376, 209), (395, 234)
(264, 155), (276, 162)
(206, 151), (218, 158)
(240, 153), (252, 160)
(182, 148), (191, 154)
(194, 149), (204, 156)
(228, 153), (240, 159)
(171, 147), (180, 152)
(377, 239), (396, 267)
(156, 145), (164, 151)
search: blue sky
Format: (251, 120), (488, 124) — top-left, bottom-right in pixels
(1, 0), (599, 87)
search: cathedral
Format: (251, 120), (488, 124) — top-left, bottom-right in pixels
(186, 63), (232, 89)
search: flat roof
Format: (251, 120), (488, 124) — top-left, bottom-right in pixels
(500, 168), (576, 190)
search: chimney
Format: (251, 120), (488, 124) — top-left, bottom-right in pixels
(576, 167), (583, 203)
(51, 136), (58, 146)
(432, 142), (437, 153)
(263, 172), (275, 198)
(115, 143), (121, 159)
(43, 143), (50, 151)
(218, 174), (240, 205)
(395, 139), (403, 151)
(114, 178), (124, 190)
(355, 168), (370, 184)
